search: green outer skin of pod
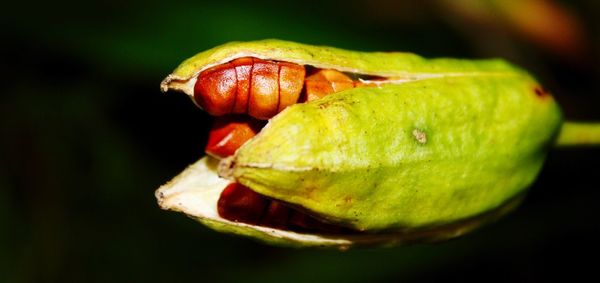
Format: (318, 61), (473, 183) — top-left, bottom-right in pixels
(231, 76), (562, 231)
(158, 39), (563, 245)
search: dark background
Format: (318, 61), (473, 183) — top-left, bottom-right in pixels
(1, 0), (599, 282)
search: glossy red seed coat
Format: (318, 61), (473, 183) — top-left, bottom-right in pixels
(260, 201), (291, 229)
(194, 63), (237, 116)
(277, 62), (306, 112)
(194, 57), (306, 120)
(304, 69), (355, 102)
(249, 59), (280, 119)
(205, 116), (264, 158)
(217, 183), (268, 224)
(232, 57), (253, 114)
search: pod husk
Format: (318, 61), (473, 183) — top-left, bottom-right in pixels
(157, 39), (562, 247)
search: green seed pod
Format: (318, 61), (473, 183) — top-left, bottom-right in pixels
(156, 39), (563, 248)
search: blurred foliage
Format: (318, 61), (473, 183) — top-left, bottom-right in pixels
(1, 0), (599, 282)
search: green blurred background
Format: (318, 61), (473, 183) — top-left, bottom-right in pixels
(1, 0), (599, 282)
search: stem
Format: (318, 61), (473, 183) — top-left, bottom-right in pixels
(555, 121), (600, 147)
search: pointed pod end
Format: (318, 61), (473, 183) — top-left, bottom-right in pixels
(160, 74), (197, 97)
(160, 75), (174, 93)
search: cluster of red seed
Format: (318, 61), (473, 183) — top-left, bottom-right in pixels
(195, 57), (365, 233)
(194, 57), (305, 120)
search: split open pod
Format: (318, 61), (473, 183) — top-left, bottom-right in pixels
(156, 39), (564, 249)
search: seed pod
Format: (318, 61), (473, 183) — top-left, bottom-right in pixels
(157, 40), (563, 248)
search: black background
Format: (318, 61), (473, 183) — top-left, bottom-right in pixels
(1, 0), (599, 282)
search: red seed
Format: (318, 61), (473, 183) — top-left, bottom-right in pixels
(260, 201), (291, 229)
(194, 63), (237, 116)
(232, 57), (253, 114)
(205, 116), (264, 158)
(217, 183), (349, 234)
(304, 69), (354, 102)
(249, 59), (280, 119)
(288, 210), (346, 234)
(217, 183), (268, 225)
(278, 62), (305, 112)
(288, 210), (320, 231)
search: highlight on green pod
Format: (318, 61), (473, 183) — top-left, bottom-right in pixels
(155, 39), (600, 249)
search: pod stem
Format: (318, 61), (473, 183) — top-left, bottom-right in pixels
(554, 121), (600, 147)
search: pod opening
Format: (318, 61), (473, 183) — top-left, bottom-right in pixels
(192, 57), (390, 234)
(217, 182), (357, 234)
(193, 56), (391, 120)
